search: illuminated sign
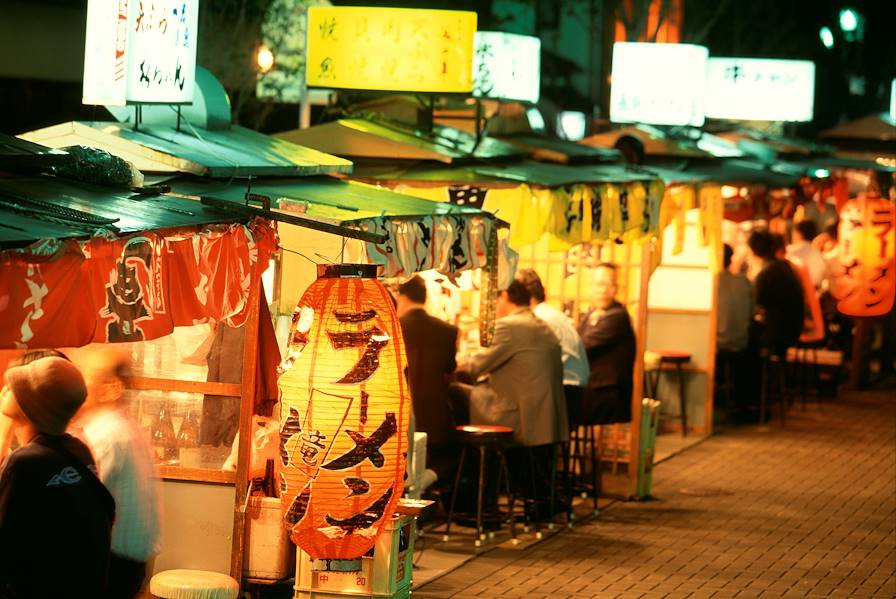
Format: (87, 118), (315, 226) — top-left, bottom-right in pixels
(305, 6), (476, 93)
(609, 42), (708, 127)
(557, 111), (586, 141)
(705, 58), (815, 122)
(473, 31), (540, 103)
(82, 0), (199, 106)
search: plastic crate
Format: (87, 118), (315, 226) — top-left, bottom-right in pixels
(294, 513), (415, 599)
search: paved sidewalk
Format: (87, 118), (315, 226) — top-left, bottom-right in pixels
(415, 383), (896, 598)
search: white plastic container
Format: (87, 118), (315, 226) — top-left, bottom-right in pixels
(245, 496), (295, 580)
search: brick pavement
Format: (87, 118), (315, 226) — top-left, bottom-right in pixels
(415, 383), (896, 598)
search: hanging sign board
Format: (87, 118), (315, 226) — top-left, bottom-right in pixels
(609, 42), (708, 127)
(472, 31), (541, 104)
(705, 58), (815, 122)
(82, 0), (199, 106)
(305, 6), (476, 93)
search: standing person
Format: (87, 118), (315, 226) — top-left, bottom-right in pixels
(395, 276), (461, 484)
(515, 268), (590, 426)
(74, 348), (161, 599)
(577, 263), (636, 424)
(0, 353), (115, 598)
(787, 220), (827, 290)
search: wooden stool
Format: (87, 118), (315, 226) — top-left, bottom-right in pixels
(443, 424), (516, 546)
(149, 569), (239, 599)
(647, 350), (692, 436)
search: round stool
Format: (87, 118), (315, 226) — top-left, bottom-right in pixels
(443, 424), (517, 546)
(647, 349), (692, 436)
(150, 569), (239, 599)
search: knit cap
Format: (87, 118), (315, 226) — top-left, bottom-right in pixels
(5, 356), (87, 435)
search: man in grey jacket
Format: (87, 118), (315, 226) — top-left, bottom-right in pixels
(457, 280), (568, 447)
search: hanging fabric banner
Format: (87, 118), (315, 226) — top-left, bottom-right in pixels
(0, 219), (277, 349)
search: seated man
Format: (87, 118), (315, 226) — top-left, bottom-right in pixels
(516, 268), (589, 427)
(577, 263), (636, 424)
(396, 275), (460, 484)
(456, 280), (568, 448)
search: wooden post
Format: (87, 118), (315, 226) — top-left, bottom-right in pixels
(704, 271), (720, 435)
(229, 276), (262, 585)
(628, 240), (653, 499)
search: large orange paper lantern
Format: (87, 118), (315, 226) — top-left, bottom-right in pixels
(834, 193), (896, 317)
(278, 264), (409, 560)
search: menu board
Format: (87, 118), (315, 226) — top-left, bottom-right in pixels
(473, 31), (541, 103)
(305, 6), (477, 93)
(83, 0), (199, 106)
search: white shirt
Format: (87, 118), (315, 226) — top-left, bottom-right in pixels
(81, 408), (161, 562)
(533, 302), (590, 387)
(786, 241), (827, 290)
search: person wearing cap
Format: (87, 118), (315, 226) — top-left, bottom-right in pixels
(0, 352), (115, 598)
(73, 348), (160, 599)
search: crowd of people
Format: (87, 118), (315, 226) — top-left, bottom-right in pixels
(395, 264), (637, 504)
(717, 216), (847, 422)
(0, 349), (160, 599)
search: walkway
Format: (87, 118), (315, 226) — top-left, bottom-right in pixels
(416, 382), (896, 598)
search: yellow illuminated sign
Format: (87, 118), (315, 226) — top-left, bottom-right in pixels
(306, 6), (477, 93)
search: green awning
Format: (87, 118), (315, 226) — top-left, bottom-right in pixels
(494, 134), (620, 164)
(473, 161), (659, 187)
(643, 159), (802, 187)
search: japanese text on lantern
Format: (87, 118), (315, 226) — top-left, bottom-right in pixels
(834, 194), (895, 317)
(306, 6), (476, 93)
(278, 268), (409, 559)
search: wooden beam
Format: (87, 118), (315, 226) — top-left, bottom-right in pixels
(157, 466), (236, 485)
(628, 240), (653, 499)
(128, 376), (241, 397)
(705, 271), (720, 435)
(229, 277), (262, 585)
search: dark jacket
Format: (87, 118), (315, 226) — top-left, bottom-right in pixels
(399, 308), (459, 448)
(0, 433), (115, 599)
(754, 259), (805, 355)
(577, 301), (636, 424)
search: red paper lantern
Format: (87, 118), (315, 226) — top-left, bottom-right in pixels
(834, 193), (896, 317)
(278, 264), (409, 559)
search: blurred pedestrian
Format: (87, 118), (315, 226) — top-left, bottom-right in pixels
(716, 245), (754, 421)
(748, 230), (805, 357)
(74, 348), (160, 599)
(0, 352), (115, 598)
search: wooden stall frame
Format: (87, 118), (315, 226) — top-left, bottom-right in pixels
(627, 240), (653, 499)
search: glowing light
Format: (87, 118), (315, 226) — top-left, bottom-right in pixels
(256, 46), (275, 73)
(557, 111), (586, 141)
(839, 8), (858, 32)
(813, 169), (831, 178)
(819, 27), (835, 49)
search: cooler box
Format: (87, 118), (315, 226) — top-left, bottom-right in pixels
(294, 513), (415, 599)
(245, 496), (295, 579)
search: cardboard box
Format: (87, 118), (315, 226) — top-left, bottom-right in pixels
(294, 514), (415, 598)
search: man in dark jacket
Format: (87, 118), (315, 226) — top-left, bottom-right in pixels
(0, 352), (115, 599)
(748, 230), (805, 356)
(396, 276), (460, 482)
(577, 263), (636, 424)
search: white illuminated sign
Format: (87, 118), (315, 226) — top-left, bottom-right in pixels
(609, 42), (708, 127)
(705, 58), (815, 122)
(83, 0), (199, 106)
(473, 31), (541, 104)
(557, 111), (586, 141)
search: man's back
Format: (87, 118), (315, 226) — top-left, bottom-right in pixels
(532, 302), (590, 387)
(466, 310), (567, 446)
(755, 258), (805, 353)
(0, 433), (114, 598)
(399, 308), (458, 448)
(717, 271), (753, 352)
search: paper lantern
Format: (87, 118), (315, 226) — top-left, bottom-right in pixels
(278, 264), (409, 560)
(834, 193), (896, 317)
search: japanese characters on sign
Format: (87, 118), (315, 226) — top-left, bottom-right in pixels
(833, 194), (896, 317)
(705, 58), (815, 122)
(83, 0), (199, 106)
(305, 6), (477, 93)
(609, 42), (708, 127)
(473, 31), (541, 104)
(278, 266), (409, 559)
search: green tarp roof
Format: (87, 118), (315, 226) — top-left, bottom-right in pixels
(644, 159), (802, 187)
(472, 161), (659, 187)
(0, 173), (242, 247)
(494, 134), (620, 164)
(166, 176), (483, 223)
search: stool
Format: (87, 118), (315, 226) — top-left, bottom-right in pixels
(793, 339), (825, 410)
(647, 350), (692, 436)
(443, 425), (516, 546)
(149, 569), (239, 599)
(568, 424), (601, 515)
